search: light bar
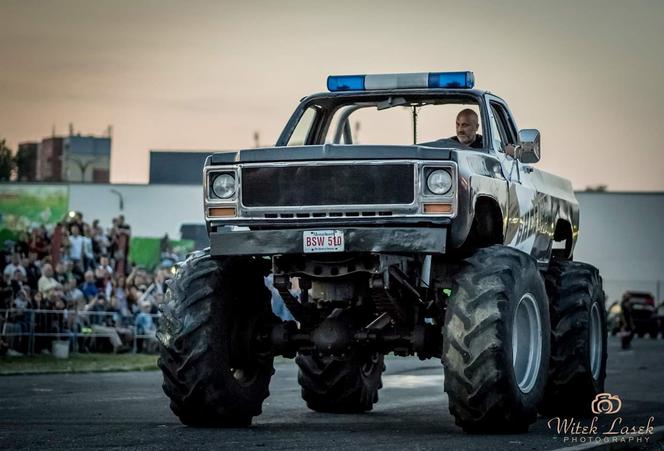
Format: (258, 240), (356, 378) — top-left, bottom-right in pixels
(327, 71), (474, 92)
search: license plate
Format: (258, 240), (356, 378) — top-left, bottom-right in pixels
(303, 230), (344, 253)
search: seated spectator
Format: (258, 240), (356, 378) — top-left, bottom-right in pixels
(135, 301), (156, 352)
(84, 292), (107, 325)
(38, 263), (62, 297)
(106, 295), (132, 340)
(83, 294), (128, 353)
(64, 279), (85, 305)
(54, 262), (72, 286)
(10, 268), (28, 299)
(95, 266), (113, 300)
(3, 253), (26, 283)
(97, 256), (113, 276)
(66, 260), (83, 285)
(80, 270), (98, 300)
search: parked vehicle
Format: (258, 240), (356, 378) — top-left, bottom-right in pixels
(621, 291), (658, 338)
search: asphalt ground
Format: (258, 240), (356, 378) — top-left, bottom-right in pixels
(1, 336), (663, 450)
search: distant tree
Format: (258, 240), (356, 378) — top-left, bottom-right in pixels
(585, 184), (608, 192)
(0, 139), (15, 181)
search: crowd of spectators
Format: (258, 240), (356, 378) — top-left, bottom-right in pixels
(0, 213), (172, 356)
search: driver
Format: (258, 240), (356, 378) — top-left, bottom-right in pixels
(451, 108), (483, 148)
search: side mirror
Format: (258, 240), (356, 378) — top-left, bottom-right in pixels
(517, 129), (541, 163)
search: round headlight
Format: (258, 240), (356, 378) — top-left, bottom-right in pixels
(426, 169), (452, 195)
(212, 173), (236, 199)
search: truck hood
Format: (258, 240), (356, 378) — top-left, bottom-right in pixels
(208, 143), (457, 165)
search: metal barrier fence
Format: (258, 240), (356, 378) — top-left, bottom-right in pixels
(1, 308), (161, 356)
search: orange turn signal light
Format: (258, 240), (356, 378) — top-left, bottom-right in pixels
(208, 207), (236, 217)
(423, 203), (453, 214)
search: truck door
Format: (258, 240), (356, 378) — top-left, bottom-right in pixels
(486, 98), (549, 263)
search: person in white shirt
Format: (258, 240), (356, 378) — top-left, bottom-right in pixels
(68, 225), (84, 269)
(38, 263), (61, 296)
(3, 253), (26, 283)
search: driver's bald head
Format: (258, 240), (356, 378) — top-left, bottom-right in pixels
(457, 108), (479, 124)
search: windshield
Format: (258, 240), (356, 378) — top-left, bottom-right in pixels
(283, 95), (484, 148)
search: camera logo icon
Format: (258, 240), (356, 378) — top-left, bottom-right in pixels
(591, 393), (622, 415)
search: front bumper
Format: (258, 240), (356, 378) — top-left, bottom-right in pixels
(210, 227), (447, 256)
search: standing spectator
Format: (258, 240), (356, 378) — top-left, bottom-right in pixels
(113, 215), (131, 276)
(50, 223), (64, 267)
(68, 225), (84, 271)
(14, 231), (30, 257)
(23, 253), (41, 291)
(91, 220), (109, 256)
(82, 224), (95, 271)
(29, 228), (49, 260)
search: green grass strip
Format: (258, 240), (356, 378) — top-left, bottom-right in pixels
(0, 353), (159, 375)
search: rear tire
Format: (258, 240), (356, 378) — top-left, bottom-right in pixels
(442, 245), (550, 433)
(296, 351), (385, 413)
(157, 250), (274, 427)
(540, 261), (607, 415)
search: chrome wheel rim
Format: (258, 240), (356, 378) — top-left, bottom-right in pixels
(512, 293), (543, 394)
(589, 302), (603, 380)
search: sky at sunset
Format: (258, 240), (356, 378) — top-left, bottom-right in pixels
(1, 0), (663, 189)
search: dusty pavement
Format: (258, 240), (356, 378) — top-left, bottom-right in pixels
(1, 336), (663, 450)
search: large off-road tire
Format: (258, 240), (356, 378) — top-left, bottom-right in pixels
(540, 261), (607, 415)
(442, 245), (551, 433)
(296, 351), (385, 413)
(157, 250), (274, 427)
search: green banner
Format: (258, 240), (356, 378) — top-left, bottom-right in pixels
(128, 237), (195, 270)
(0, 184), (69, 242)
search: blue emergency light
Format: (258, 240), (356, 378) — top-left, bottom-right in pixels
(327, 71), (474, 92)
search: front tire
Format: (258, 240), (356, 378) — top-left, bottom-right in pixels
(296, 351), (385, 413)
(442, 245), (550, 433)
(540, 261), (608, 415)
(157, 250), (274, 427)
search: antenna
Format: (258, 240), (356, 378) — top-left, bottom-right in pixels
(412, 106), (419, 145)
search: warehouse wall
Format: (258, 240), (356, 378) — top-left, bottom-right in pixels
(67, 183), (203, 238)
(574, 192), (664, 303)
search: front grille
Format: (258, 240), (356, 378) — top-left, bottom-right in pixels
(263, 211), (393, 219)
(241, 164), (414, 207)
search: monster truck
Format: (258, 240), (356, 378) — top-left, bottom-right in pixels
(157, 71), (607, 433)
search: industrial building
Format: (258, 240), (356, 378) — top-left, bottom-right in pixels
(17, 131), (111, 182)
(149, 151), (214, 184)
